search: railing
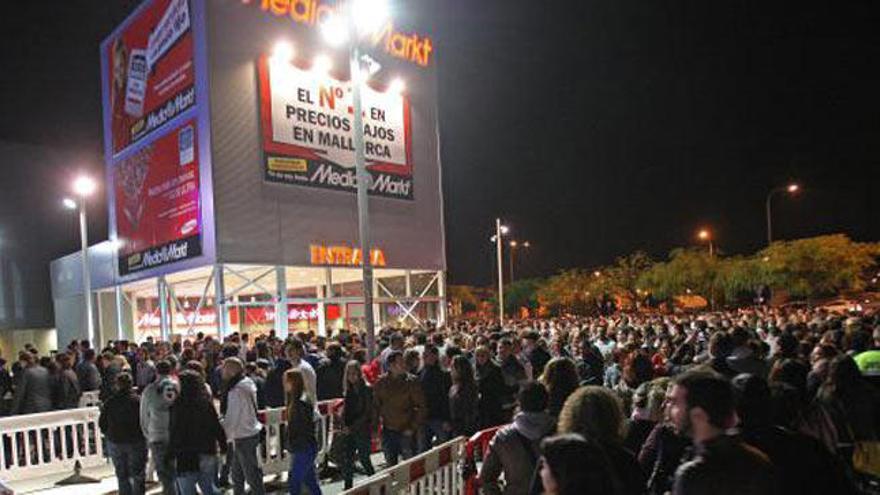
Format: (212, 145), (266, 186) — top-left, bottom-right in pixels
(257, 398), (343, 476)
(0, 407), (104, 482)
(341, 437), (467, 495)
(78, 390), (102, 408)
(463, 426), (502, 495)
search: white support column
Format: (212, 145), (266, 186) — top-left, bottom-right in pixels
(214, 264), (228, 338)
(316, 284), (327, 338)
(372, 275), (381, 329)
(158, 276), (170, 341)
(115, 285), (125, 341)
(438, 270), (448, 327)
(275, 266), (288, 339)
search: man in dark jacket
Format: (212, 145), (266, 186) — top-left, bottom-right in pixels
(316, 343), (346, 400)
(475, 346), (508, 428)
(732, 373), (856, 495)
(53, 353), (81, 410)
(418, 344), (452, 452)
(668, 371), (775, 495)
(12, 351), (53, 415)
(76, 349), (102, 392)
(99, 373), (147, 495)
(264, 357), (291, 408)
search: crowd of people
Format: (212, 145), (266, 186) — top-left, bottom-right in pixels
(1, 304), (879, 495)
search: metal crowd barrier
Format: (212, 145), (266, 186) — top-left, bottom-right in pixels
(463, 426), (502, 495)
(0, 407), (104, 482)
(341, 437), (467, 495)
(0, 398), (344, 487)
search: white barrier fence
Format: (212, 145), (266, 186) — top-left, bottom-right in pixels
(0, 407), (105, 482)
(78, 391), (101, 408)
(0, 399), (342, 486)
(341, 437), (466, 495)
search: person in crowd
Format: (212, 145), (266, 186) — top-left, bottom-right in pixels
(373, 350), (426, 466)
(449, 355), (480, 437)
(815, 354), (880, 482)
(341, 360), (375, 489)
(12, 350), (52, 415)
(286, 339), (318, 407)
(539, 357), (579, 418)
(220, 357), (265, 495)
(480, 381), (555, 495)
(170, 370), (226, 495)
(245, 361), (267, 410)
(498, 338), (528, 422)
(666, 370), (775, 495)
(539, 433), (622, 495)
(701, 332), (737, 378)
(316, 343), (346, 400)
(624, 378), (669, 455)
(557, 385), (646, 495)
(100, 372), (147, 495)
(419, 344), (452, 451)
(521, 331), (551, 377)
(52, 352), (81, 410)
(284, 368), (322, 495)
(140, 359), (179, 495)
(731, 373), (855, 495)
(265, 346), (292, 408)
(134, 348), (156, 391)
(76, 348), (102, 392)
(475, 345), (508, 428)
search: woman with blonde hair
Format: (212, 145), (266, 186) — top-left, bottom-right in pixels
(539, 357), (580, 417)
(284, 369), (321, 495)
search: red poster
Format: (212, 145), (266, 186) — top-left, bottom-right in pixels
(106, 0), (195, 155)
(115, 120), (201, 275)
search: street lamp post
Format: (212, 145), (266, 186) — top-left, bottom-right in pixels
(766, 183), (799, 246)
(495, 219), (505, 326)
(508, 240), (530, 283)
(64, 176), (97, 345)
(698, 229), (714, 257)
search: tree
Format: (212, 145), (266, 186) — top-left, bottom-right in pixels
(504, 278), (543, 314)
(757, 234), (880, 300)
(639, 248), (720, 305)
(448, 285), (481, 314)
(604, 251), (654, 308)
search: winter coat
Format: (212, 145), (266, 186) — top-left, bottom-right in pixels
(53, 369), (81, 410)
(170, 395), (226, 472)
(286, 398), (317, 452)
(419, 364), (452, 421)
(100, 390), (144, 445)
(373, 372), (427, 433)
(316, 357), (346, 400)
(12, 365), (53, 415)
(672, 435), (775, 495)
(221, 374), (263, 441)
(139, 376), (178, 444)
(476, 361), (508, 428)
(479, 411), (555, 495)
(449, 383), (479, 437)
(344, 381), (374, 434)
(265, 358), (292, 408)
(75, 361), (101, 392)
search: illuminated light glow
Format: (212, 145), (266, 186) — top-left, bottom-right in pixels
(320, 13), (348, 46)
(352, 0), (389, 36)
(313, 54), (333, 74)
(787, 183), (800, 193)
(499, 225), (510, 234)
(310, 244), (387, 267)
(243, 0), (434, 67)
(62, 198), (78, 210)
(698, 229), (710, 240)
(272, 40), (294, 63)
(73, 176), (97, 196)
(509, 240), (517, 247)
(388, 78), (405, 94)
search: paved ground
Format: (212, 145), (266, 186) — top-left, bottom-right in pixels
(7, 453), (389, 495)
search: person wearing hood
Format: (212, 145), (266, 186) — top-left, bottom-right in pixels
(140, 359), (179, 495)
(479, 381), (555, 495)
(100, 372), (147, 495)
(220, 357), (265, 495)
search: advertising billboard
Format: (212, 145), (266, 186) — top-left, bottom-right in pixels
(258, 57), (413, 199)
(113, 120), (202, 276)
(105, 0), (195, 155)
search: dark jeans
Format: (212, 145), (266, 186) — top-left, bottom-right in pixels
(419, 419), (451, 453)
(288, 444), (321, 495)
(150, 441), (177, 495)
(176, 454), (219, 495)
(231, 434), (265, 495)
(381, 429), (414, 467)
(341, 431), (375, 489)
(108, 440), (148, 495)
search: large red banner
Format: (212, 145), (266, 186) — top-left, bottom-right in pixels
(106, 0), (195, 155)
(115, 120), (201, 275)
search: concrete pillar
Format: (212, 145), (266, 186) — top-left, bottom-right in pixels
(214, 264), (228, 338)
(275, 266), (288, 339)
(158, 276), (170, 341)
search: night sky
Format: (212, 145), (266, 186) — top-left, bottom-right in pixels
(1, 0), (878, 300)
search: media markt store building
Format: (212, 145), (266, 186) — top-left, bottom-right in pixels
(50, 0), (446, 345)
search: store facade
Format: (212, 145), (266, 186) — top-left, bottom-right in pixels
(50, 0), (445, 345)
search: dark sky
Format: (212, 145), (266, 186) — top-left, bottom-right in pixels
(1, 0), (879, 294)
